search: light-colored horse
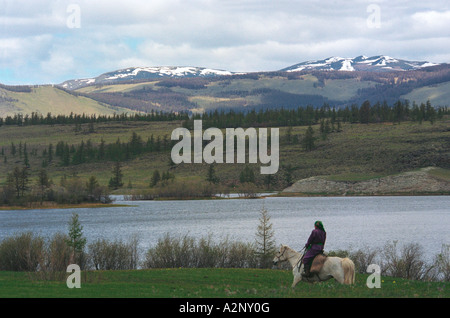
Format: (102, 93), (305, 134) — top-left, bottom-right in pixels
(273, 245), (355, 287)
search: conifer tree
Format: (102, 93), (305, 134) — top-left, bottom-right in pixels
(109, 161), (124, 189)
(302, 125), (315, 151)
(255, 205), (276, 268)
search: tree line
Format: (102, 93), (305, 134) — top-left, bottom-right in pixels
(0, 99), (446, 129)
(54, 132), (174, 166)
(0, 110), (189, 127)
(183, 100), (448, 129)
(0, 167), (112, 207)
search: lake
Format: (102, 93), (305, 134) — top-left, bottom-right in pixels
(0, 195), (449, 260)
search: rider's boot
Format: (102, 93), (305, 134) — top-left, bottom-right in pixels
(302, 264), (313, 278)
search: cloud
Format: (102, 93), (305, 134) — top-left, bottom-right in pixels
(0, 0), (449, 84)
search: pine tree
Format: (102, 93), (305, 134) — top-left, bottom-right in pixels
(37, 169), (51, 189)
(10, 142), (16, 156)
(239, 165), (255, 184)
(302, 125), (315, 151)
(48, 143), (53, 163)
(150, 170), (161, 187)
(23, 143), (29, 167)
(255, 205), (276, 268)
(86, 176), (100, 201)
(10, 166), (30, 198)
(206, 164), (219, 184)
(65, 213), (87, 266)
(283, 164), (295, 186)
(109, 161), (124, 189)
(359, 100), (371, 124)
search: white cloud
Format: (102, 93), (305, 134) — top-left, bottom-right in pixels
(0, 0), (449, 84)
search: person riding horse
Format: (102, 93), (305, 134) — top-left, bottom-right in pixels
(302, 221), (326, 278)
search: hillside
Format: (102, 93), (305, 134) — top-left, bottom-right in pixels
(0, 85), (135, 117)
(56, 64), (448, 115)
(0, 116), (448, 195)
(71, 63), (450, 114)
(1, 57), (449, 117)
(283, 167), (450, 195)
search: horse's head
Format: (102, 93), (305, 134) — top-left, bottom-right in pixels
(273, 244), (288, 266)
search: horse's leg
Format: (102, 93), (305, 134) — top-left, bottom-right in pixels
(332, 268), (345, 284)
(292, 273), (302, 288)
(291, 265), (303, 288)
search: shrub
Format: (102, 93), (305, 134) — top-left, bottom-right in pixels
(433, 244), (450, 281)
(88, 236), (139, 270)
(349, 247), (379, 274)
(381, 241), (435, 280)
(142, 234), (259, 269)
(0, 232), (45, 271)
(46, 233), (72, 272)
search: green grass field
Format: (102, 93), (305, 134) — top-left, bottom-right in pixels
(0, 268), (448, 298)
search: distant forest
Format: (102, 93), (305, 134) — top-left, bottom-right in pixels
(0, 110), (189, 127)
(0, 99), (448, 129)
(1, 99), (447, 170)
(188, 99), (448, 129)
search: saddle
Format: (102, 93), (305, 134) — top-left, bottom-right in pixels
(310, 253), (327, 274)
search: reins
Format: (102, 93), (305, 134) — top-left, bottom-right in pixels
(295, 247), (306, 272)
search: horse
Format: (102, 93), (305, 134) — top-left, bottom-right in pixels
(273, 244), (355, 288)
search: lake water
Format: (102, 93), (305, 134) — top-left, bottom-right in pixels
(0, 195), (449, 260)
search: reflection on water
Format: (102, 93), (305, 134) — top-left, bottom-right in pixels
(0, 196), (449, 259)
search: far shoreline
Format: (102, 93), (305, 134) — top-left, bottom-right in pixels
(1, 192), (448, 210)
(0, 202), (133, 211)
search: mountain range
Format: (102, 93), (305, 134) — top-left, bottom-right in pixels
(280, 55), (439, 72)
(60, 55), (441, 90)
(60, 66), (236, 90)
(1, 55), (449, 117)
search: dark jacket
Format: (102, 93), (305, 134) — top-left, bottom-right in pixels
(302, 228), (326, 264)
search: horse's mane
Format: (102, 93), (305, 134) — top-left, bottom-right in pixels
(282, 245), (300, 255)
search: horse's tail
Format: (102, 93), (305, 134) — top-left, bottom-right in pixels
(341, 258), (355, 285)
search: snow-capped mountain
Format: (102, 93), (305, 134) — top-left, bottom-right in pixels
(60, 66), (235, 90)
(59, 56), (442, 90)
(281, 55), (439, 72)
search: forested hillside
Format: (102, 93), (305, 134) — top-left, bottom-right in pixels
(0, 99), (448, 207)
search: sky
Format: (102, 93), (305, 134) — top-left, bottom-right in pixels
(1, 0), (450, 85)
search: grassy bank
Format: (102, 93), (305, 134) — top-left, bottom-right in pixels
(0, 268), (447, 298)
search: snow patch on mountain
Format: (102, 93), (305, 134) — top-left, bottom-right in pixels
(60, 66), (235, 90)
(281, 55), (440, 73)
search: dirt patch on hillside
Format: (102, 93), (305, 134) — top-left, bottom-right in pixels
(282, 167), (450, 195)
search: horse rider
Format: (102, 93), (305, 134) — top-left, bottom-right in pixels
(301, 220), (326, 278)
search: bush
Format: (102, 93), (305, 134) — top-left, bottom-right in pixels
(381, 241), (435, 281)
(349, 247), (379, 274)
(142, 234), (259, 269)
(1, 230), (449, 283)
(0, 232), (45, 271)
(88, 236), (139, 270)
(433, 244), (450, 281)
(46, 233), (72, 272)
